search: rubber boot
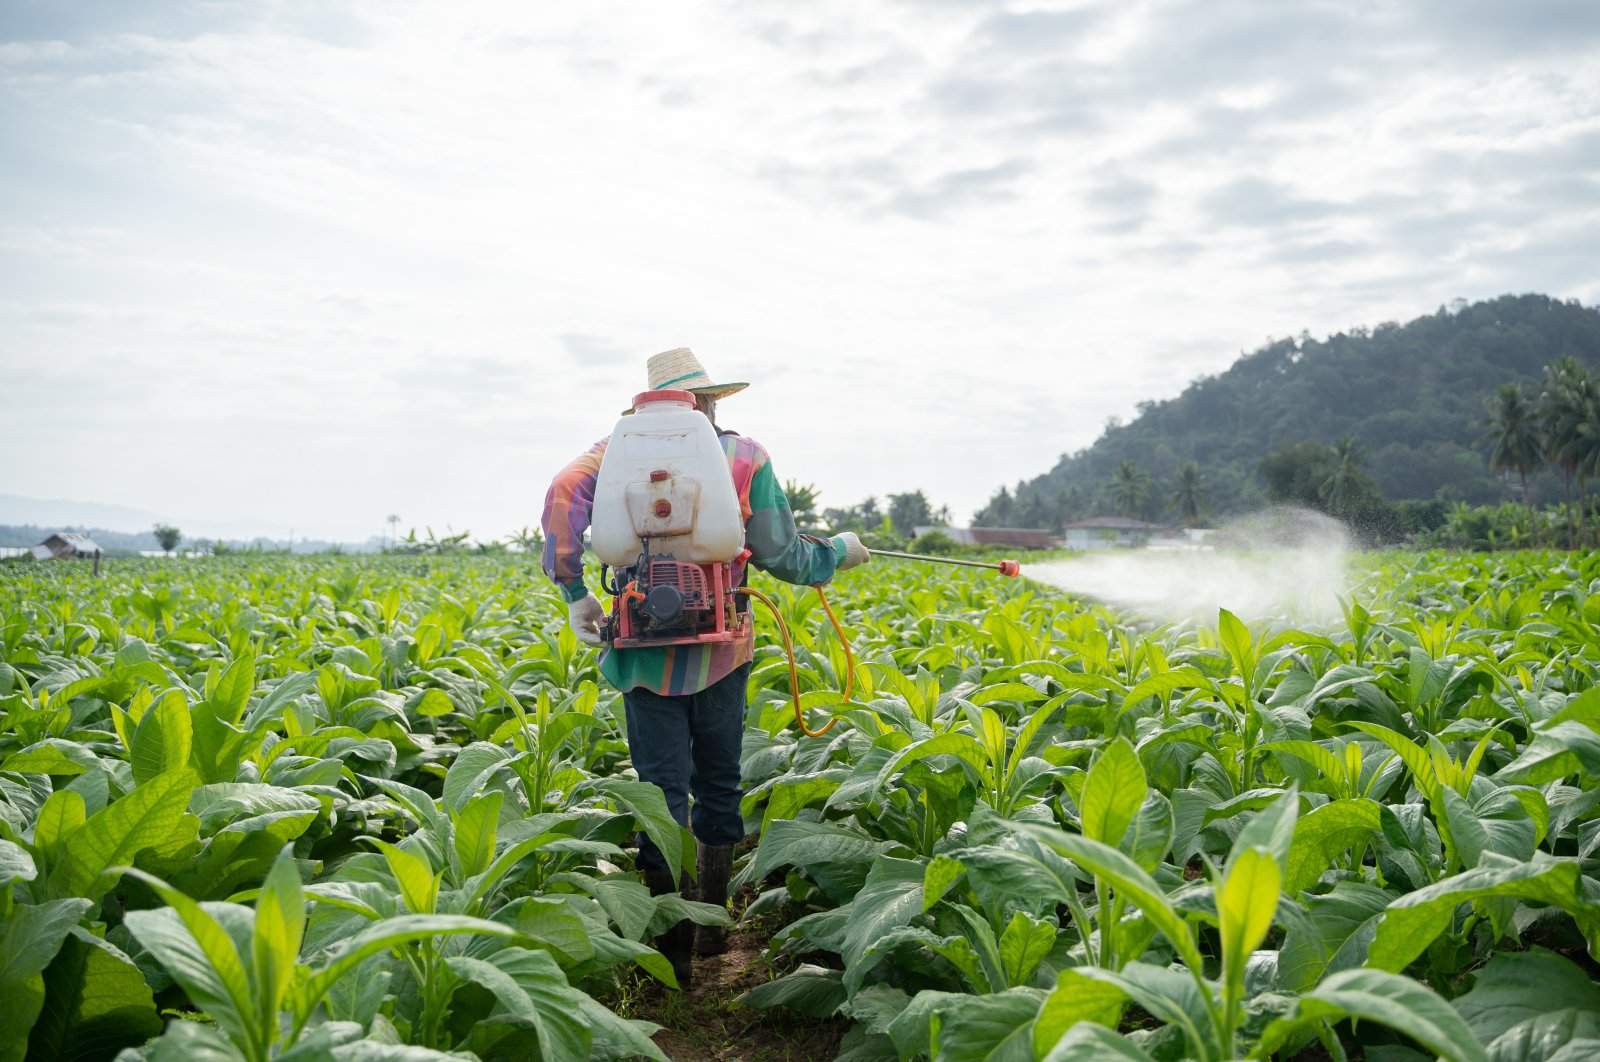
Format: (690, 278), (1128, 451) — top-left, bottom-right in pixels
(642, 866), (694, 989)
(694, 844), (733, 956)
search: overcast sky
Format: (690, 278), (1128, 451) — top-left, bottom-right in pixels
(3, 0), (1598, 543)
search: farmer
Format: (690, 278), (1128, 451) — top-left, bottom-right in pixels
(540, 347), (869, 986)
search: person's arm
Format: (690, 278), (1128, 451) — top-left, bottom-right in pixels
(541, 439), (608, 602)
(744, 456), (847, 586)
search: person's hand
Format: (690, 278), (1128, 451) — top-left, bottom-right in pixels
(832, 531), (871, 572)
(568, 594), (605, 645)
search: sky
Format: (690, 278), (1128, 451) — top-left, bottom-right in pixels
(2, 0), (1599, 544)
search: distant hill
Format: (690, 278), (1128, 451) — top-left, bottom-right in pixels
(977, 294), (1600, 527)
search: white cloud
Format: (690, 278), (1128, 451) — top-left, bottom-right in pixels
(1, 0), (1598, 541)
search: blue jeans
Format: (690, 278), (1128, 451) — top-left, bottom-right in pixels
(622, 662), (749, 871)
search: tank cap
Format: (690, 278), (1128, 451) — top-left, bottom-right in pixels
(649, 469), (670, 482)
(632, 388), (697, 411)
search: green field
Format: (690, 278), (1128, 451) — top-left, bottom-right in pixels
(2, 550), (1598, 1061)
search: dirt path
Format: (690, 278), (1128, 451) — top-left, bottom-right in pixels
(622, 898), (847, 1062)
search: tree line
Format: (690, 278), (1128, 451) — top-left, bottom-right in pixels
(1476, 355), (1600, 547)
(787, 484), (959, 552)
(973, 294), (1600, 530)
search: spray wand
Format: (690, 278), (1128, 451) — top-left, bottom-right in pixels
(738, 549), (1023, 738)
(867, 549), (1022, 578)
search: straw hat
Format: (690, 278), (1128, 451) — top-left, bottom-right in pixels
(645, 348), (747, 401)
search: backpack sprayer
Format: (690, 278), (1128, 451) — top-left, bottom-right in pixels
(590, 389), (1021, 736)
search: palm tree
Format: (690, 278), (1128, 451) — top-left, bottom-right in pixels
(1583, 393), (1600, 546)
(1319, 436), (1369, 517)
(1480, 384), (1543, 507)
(386, 514), (402, 549)
(1539, 359), (1596, 548)
(1111, 461), (1152, 520)
(504, 526), (544, 554)
(1568, 374), (1600, 548)
(783, 481), (822, 533)
(1168, 461), (1209, 526)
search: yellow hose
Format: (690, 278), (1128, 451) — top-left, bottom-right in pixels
(735, 585), (855, 737)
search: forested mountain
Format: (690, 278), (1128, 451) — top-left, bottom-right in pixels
(977, 294), (1600, 527)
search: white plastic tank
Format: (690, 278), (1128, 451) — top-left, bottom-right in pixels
(590, 390), (744, 566)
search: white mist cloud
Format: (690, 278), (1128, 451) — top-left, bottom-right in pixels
(1028, 509), (1356, 627)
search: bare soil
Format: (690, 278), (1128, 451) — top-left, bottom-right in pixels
(622, 890), (848, 1062)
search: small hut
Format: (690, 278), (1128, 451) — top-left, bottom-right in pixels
(32, 531), (103, 574)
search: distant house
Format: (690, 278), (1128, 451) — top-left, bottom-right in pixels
(31, 531), (104, 573)
(32, 531), (103, 561)
(1062, 517), (1174, 550)
(914, 526), (1062, 550)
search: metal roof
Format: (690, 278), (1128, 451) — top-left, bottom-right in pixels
(37, 531), (103, 555)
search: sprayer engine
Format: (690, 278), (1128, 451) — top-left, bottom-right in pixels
(602, 545), (749, 648)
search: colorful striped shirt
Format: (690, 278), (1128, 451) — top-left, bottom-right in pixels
(542, 429), (843, 695)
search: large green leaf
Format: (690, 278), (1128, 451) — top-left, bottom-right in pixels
(1452, 948), (1600, 1047)
(573, 992), (668, 1062)
(452, 790), (502, 880)
(1276, 880), (1395, 992)
(0, 898), (95, 1062)
(1283, 798), (1382, 895)
(933, 986), (1044, 1062)
(130, 690), (194, 786)
(251, 846), (306, 1022)
(2, 740), (101, 777)
(1041, 1023), (1154, 1061)
(442, 742), (512, 811)
(57, 769), (199, 900)
(936, 841), (1080, 924)
(738, 964), (847, 1018)
(31, 790), (86, 871)
(1012, 824), (1204, 973)
(189, 784), (322, 835)
(372, 840), (439, 915)
(446, 950), (591, 1062)
(1496, 722), (1600, 785)
(1485, 1010), (1600, 1062)
(135, 1019), (240, 1062)
(886, 990), (975, 1061)
(1076, 962), (1216, 1058)
(120, 885), (259, 1055)
(207, 651), (257, 724)
(1260, 968), (1488, 1062)
(1232, 785), (1299, 873)
(1033, 968), (1127, 1054)
(26, 926), (164, 1062)
(577, 778), (687, 882)
(1367, 853), (1600, 971)
(748, 819), (895, 881)
(1218, 846), (1279, 998)
(1078, 738), (1146, 847)
(870, 732), (990, 796)
(841, 858), (927, 969)
(997, 911), (1056, 988)
(1440, 786), (1536, 870)
(301, 913), (528, 1008)
(0, 841), (36, 890)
